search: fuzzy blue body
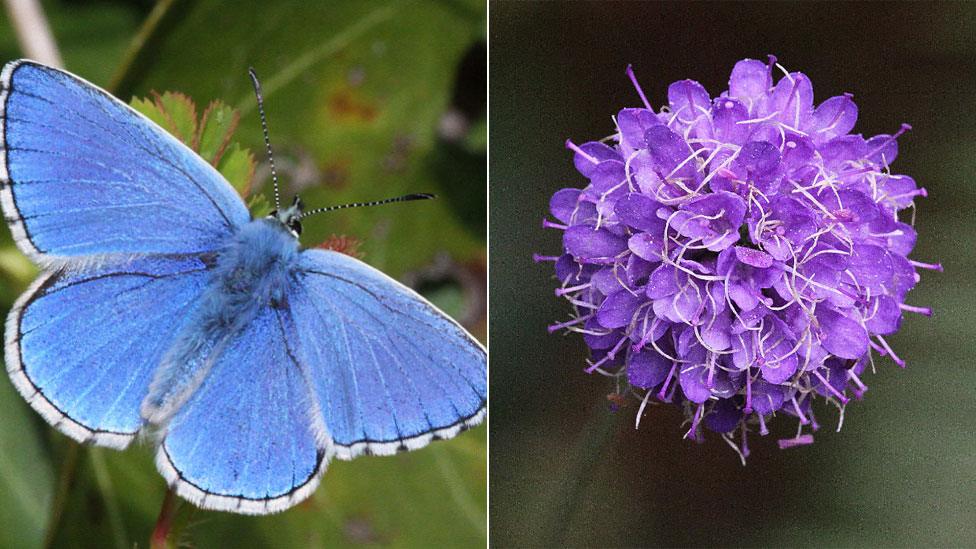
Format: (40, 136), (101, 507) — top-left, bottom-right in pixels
(142, 219), (300, 423)
(1, 59), (486, 514)
(206, 218), (299, 325)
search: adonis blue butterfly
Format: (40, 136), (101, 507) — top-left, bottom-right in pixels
(0, 60), (486, 514)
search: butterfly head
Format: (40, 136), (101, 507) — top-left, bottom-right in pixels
(268, 195), (303, 238)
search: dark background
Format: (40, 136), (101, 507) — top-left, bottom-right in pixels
(490, 2), (975, 547)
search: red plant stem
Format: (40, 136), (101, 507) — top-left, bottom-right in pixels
(150, 488), (179, 549)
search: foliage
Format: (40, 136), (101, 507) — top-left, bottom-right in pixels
(130, 92), (268, 216)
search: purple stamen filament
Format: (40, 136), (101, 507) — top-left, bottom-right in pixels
(910, 260), (943, 272)
(778, 434), (814, 449)
(565, 139), (598, 164)
(625, 64), (652, 111)
(899, 303), (932, 316)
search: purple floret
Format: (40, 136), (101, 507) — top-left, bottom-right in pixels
(538, 56), (938, 461)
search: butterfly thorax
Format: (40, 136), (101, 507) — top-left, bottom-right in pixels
(140, 219), (300, 424)
(210, 218), (300, 317)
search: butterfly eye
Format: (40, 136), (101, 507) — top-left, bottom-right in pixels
(288, 220), (302, 236)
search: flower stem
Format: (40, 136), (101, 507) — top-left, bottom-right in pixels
(543, 399), (618, 547)
(150, 488), (179, 549)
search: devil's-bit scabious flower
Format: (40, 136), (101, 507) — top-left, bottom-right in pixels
(537, 56), (939, 460)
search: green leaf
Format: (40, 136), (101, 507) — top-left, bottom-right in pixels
(42, 426), (486, 549)
(216, 142), (257, 197)
(129, 94), (259, 213)
(0, 373), (54, 549)
(246, 193), (272, 219)
(465, 116), (487, 153)
(0, 0), (141, 88)
(151, 91), (198, 145)
(45, 445), (162, 548)
(130, 96), (170, 129)
(197, 100), (240, 165)
(113, 0), (487, 277)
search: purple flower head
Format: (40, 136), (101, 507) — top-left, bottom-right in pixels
(538, 57), (938, 461)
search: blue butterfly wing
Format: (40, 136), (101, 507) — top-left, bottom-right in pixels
(0, 60), (249, 260)
(5, 254), (212, 448)
(290, 249), (486, 457)
(157, 306), (324, 514)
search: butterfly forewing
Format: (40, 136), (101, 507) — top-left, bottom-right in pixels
(0, 60), (249, 261)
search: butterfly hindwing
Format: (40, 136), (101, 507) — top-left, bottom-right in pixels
(291, 249), (487, 457)
(0, 60), (249, 261)
(157, 305), (326, 514)
(5, 254), (213, 448)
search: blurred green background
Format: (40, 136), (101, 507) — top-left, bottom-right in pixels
(490, 1), (974, 547)
(0, 0), (486, 547)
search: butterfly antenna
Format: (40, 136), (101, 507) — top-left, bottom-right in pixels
(248, 67), (281, 210)
(300, 193), (435, 219)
